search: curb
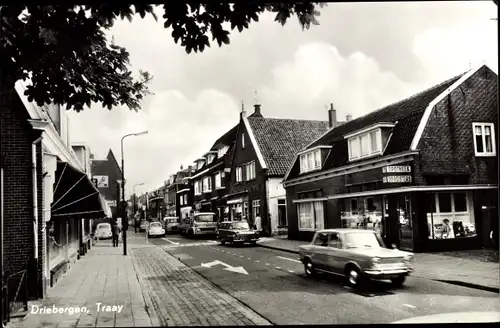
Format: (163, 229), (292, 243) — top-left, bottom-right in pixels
(256, 243), (499, 294)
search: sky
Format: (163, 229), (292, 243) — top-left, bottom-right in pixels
(68, 1), (498, 197)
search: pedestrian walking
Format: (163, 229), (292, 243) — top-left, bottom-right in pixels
(254, 216), (262, 234)
(112, 220), (121, 247)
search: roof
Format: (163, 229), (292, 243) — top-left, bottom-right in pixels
(90, 149), (122, 175)
(211, 124), (238, 150)
(247, 117), (330, 176)
(285, 71), (466, 180)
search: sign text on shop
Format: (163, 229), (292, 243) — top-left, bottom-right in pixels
(382, 165), (412, 173)
(383, 176), (412, 183)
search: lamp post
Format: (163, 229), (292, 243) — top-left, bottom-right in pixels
(133, 183), (145, 232)
(121, 131), (148, 256)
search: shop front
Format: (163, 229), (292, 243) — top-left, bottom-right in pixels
(226, 194), (249, 222)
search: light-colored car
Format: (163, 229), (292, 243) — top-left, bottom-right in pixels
(164, 217), (180, 233)
(298, 229), (414, 288)
(148, 222), (165, 238)
(180, 213), (217, 237)
(217, 221), (259, 245)
(139, 220), (149, 232)
(95, 223), (112, 240)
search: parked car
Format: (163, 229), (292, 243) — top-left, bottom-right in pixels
(148, 222), (165, 238)
(180, 212), (217, 237)
(298, 229), (414, 288)
(95, 223), (112, 240)
(163, 217), (180, 233)
(139, 220), (149, 232)
(217, 221), (259, 245)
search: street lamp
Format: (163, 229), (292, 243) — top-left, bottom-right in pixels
(121, 131), (148, 256)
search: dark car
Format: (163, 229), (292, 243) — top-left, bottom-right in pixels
(217, 221), (259, 246)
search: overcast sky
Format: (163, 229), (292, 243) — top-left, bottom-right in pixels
(68, 1), (498, 197)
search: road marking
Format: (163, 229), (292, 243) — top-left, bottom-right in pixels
(277, 256), (301, 263)
(288, 270), (294, 273)
(246, 257), (251, 260)
(162, 238), (180, 245)
(265, 263), (270, 266)
(255, 260), (260, 263)
(276, 267), (282, 270)
(403, 304), (416, 309)
(201, 260), (249, 275)
(239, 255), (244, 258)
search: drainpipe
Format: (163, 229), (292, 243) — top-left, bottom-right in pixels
(32, 136), (43, 260)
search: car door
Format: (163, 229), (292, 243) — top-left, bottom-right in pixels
(311, 232), (330, 270)
(324, 232), (343, 274)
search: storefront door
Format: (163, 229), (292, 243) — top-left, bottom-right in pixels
(397, 195), (413, 251)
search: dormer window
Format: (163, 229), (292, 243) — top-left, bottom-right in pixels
(217, 146), (229, 158)
(347, 128), (383, 161)
(207, 154), (215, 164)
(300, 149), (321, 173)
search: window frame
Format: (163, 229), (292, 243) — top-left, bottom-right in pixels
(348, 128), (383, 161)
(214, 172), (222, 189)
(245, 161), (256, 181)
(472, 122), (496, 157)
(252, 199), (260, 219)
(194, 180), (201, 195)
(297, 201), (325, 231)
(299, 149), (322, 173)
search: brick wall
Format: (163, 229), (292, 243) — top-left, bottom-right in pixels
(415, 66), (498, 184)
(1, 87), (44, 298)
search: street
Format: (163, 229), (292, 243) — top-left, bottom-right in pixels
(144, 233), (500, 325)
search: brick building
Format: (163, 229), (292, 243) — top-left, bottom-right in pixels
(1, 80), (110, 309)
(226, 104), (330, 236)
(283, 64), (498, 252)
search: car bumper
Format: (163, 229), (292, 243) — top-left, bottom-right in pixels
(148, 232), (165, 236)
(233, 235), (259, 243)
(364, 268), (412, 279)
(193, 230), (217, 235)
(167, 226), (179, 232)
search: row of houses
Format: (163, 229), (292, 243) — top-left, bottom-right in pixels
(138, 63), (498, 252)
(1, 81), (120, 316)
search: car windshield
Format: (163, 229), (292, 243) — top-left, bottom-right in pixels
(231, 222), (250, 230)
(167, 219), (177, 223)
(343, 232), (386, 249)
(98, 224), (110, 230)
(195, 215), (214, 223)
(150, 222), (161, 228)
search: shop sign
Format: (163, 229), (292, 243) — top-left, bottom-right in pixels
(383, 175), (412, 183)
(93, 175), (109, 188)
(382, 165), (411, 173)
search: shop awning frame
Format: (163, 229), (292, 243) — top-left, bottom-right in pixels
(51, 161), (111, 218)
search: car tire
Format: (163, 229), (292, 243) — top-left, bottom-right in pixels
(220, 239), (226, 245)
(345, 265), (364, 288)
(303, 259), (316, 277)
(250, 241), (257, 246)
(390, 275), (406, 287)
(188, 230), (194, 238)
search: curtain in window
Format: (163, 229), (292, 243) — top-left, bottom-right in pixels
(313, 201), (325, 230)
(298, 203), (313, 230)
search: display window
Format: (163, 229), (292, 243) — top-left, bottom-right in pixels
(426, 192), (476, 239)
(340, 196), (383, 234)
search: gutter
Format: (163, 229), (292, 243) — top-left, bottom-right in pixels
(32, 136), (43, 260)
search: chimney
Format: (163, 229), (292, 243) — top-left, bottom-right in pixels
(240, 101), (246, 118)
(180, 164), (184, 170)
(346, 114), (352, 122)
(188, 165), (192, 174)
(251, 104), (263, 118)
(328, 103), (337, 128)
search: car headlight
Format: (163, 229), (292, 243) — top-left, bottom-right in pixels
(403, 255), (414, 263)
(372, 257), (380, 265)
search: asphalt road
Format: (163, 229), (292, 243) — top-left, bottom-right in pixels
(143, 232), (500, 324)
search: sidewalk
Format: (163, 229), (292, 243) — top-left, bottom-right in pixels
(257, 237), (500, 293)
(7, 233), (271, 328)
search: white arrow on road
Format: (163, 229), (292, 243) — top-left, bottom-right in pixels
(201, 260), (248, 275)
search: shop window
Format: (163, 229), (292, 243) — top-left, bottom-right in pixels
(298, 201), (325, 231)
(341, 197), (383, 232)
(243, 202), (248, 218)
(252, 199), (260, 219)
(426, 192), (475, 239)
(350, 199), (358, 211)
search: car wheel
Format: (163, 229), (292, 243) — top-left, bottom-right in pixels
(390, 275), (406, 287)
(303, 259), (316, 277)
(188, 230), (194, 238)
(220, 239), (226, 245)
(250, 241), (257, 246)
(345, 265), (363, 288)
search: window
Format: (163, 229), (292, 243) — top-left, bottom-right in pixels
(207, 154), (215, 164)
(194, 180), (201, 195)
(245, 161), (256, 181)
(348, 129), (383, 161)
(252, 199), (260, 219)
(242, 133), (245, 148)
(341, 197), (383, 230)
(183, 194), (188, 205)
(473, 123), (496, 156)
(299, 149), (321, 173)
(197, 161), (204, 170)
(217, 146), (229, 158)
(278, 199), (287, 227)
(203, 177), (212, 192)
(426, 192), (475, 240)
(297, 201), (325, 231)
(243, 202), (248, 218)
(215, 172), (222, 189)
(328, 232), (341, 248)
(313, 232), (328, 246)
(236, 166), (243, 182)
(180, 196), (184, 206)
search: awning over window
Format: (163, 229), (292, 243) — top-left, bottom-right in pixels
(51, 161), (111, 218)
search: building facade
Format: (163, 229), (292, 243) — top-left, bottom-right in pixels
(283, 64), (498, 252)
(226, 104), (330, 236)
